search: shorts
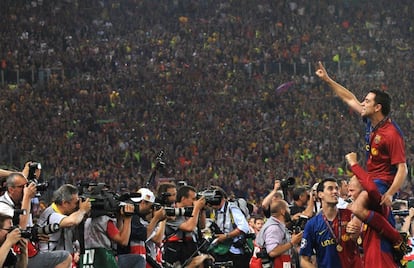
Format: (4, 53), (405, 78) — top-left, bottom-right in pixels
(28, 250), (70, 268)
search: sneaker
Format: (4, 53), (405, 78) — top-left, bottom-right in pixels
(393, 232), (411, 267)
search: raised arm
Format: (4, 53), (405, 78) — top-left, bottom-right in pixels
(315, 61), (363, 114)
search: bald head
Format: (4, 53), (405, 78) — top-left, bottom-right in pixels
(347, 176), (363, 201)
(270, 199), (289, 215)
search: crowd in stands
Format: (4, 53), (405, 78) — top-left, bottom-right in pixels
(0, 0), (413, 205)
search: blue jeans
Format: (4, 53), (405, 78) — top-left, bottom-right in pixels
(117, 254), (146, 268)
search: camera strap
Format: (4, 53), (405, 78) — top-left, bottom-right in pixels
(257, 217), (288, 252)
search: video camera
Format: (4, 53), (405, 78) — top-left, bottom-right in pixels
(11, 223), (59, 242)
(197, 189), (222, 206)
(78, 182), (141, 218)
(155, 192), (173, 206)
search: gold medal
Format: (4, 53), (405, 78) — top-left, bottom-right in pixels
(357, 236), (362, 245)
(341, 234), (349, 242)
(336, 244), (343, 252)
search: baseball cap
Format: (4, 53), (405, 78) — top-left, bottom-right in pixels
(131, 188), (155, 203)
(312, 182), (319, 191)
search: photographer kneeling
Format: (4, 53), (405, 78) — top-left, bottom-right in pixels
(164, 185), (206, 267)
(208, 187), (251, 268)
(251, 200), (302, 268)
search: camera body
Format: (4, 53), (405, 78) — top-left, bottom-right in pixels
(280, 177), (295, 190)
(197, 189), (222, 206)
(12, 223), (59, 242)
(291, 215), (308, 233)
(27, 162), (41, 181)
(256, 247), (272, 268)
(30, 181), (49, 192)
(155, 192), (173, 206)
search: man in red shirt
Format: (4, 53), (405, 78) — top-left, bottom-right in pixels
(316, 62), (409, 262)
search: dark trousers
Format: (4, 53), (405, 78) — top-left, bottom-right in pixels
(163, 241), (198, 266)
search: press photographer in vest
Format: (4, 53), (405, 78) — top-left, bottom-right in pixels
(117, 188), (166, 268)
(253, 200), (302, 268)
(37, 184), (91, 263)
(164, 185), (206, 266)
(0, 172), (72, 268)
(209, 186), (251, 268)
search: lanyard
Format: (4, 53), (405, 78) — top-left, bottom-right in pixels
(322, 211), (341, 248)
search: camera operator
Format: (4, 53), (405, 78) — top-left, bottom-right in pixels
(117, 188), (166, 268)
(251, 200), (302, 268)
(0, 172), (72, 268)
(208, 186), (251, 268)
(142, 182), (177, 266)
(80, 202), (135, 267)
(0, 213), (28, 268)
(37, 184), (91, 260)
(156, 183), (177, 207)
(163, 185), (206, 267)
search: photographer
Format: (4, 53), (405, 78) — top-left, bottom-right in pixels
(164, 185), (206, 267)
(37, 184), (91, 258)
(156, 183), (177, 207)
(261, 180), (284, 218)
(117, 188), (166, 268)
(251, 200), (302, 268)
(0, 213), (28, 268)
(0, 172), (72, 268)
(208, 186), (251, 268)
(80, 202), (135, 267)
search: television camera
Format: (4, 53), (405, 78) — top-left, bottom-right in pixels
(77, 182), (142, 218)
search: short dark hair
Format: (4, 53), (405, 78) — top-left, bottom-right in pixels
(176, 185), (197, 202)
(292, 187), (308, 201)
(317, 178), (338, 193)
(0, 213), (12, 229)
(157, 182), (176, 197)
(370, 89), (391, 116)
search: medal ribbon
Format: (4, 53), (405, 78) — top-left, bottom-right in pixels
(322, 211), (341, 247)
